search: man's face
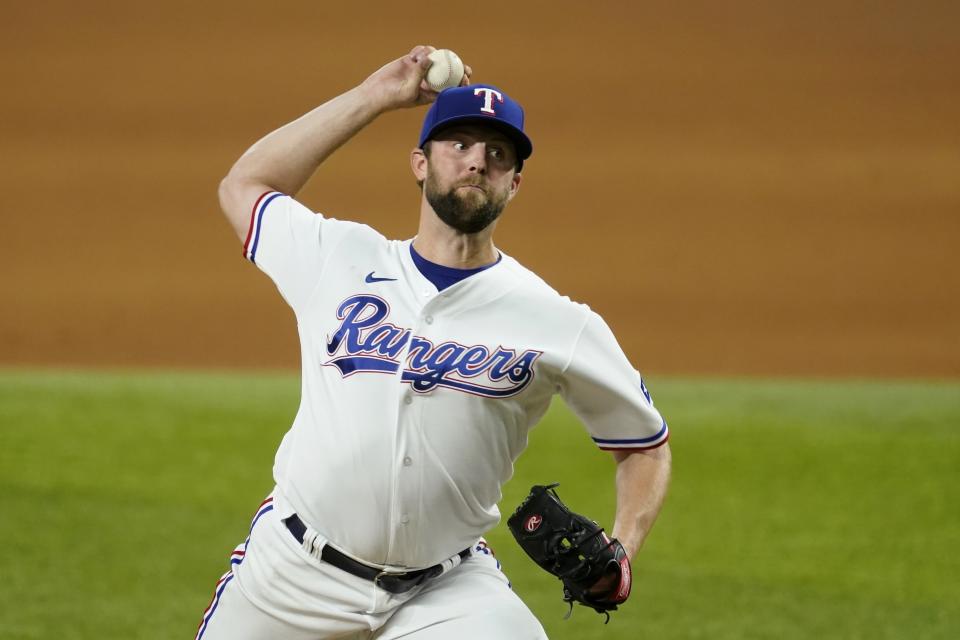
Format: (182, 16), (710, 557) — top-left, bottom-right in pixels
(419, 124), (522, 234)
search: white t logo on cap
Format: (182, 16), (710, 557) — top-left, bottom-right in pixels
(474, 87), (503, 115)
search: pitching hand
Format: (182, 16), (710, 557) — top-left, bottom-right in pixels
(360, 46), (473, 112)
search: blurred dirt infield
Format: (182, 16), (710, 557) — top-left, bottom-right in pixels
(3, 1), (958, 376)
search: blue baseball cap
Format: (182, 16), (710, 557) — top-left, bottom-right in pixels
(418, 83), (533, 170)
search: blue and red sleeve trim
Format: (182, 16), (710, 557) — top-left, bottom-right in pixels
(592, 420), (669, 451)
(242, 191), (284, 264)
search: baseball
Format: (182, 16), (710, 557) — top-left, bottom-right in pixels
(425, 49), (465, 92)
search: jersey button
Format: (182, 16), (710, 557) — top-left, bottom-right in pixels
(424, 315), (434, 324)
(403, 456), (413, 466)
(403, 395), (413, 405)
(400, 515), (410, 525)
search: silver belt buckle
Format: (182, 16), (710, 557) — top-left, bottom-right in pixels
(374, 569), (407, 589)
(373, 570), (390, 589)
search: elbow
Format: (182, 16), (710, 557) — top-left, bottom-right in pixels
(216, 170), (266, 240)
(217, 171), (241, 217)
(218, 168), (262, 224)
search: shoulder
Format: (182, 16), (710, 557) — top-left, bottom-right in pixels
(498, 252), (593, 319)
(277, 195), (391, 246)
(332, 216), (390, 245)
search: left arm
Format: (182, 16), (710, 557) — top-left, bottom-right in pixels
(610, 443), (672, 559)
(555, 310), (672, 560)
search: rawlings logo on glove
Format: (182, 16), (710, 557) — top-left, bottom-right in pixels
(507, 483), (631, 623)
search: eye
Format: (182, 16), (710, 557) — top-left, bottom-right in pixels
(489, 147), (503, 159)
(453, 142), (467, 151)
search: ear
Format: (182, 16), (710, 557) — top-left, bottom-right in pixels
(411, 147), (428, 183)
(507, 171), (523, 201)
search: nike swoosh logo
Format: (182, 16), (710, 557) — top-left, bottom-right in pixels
(365, 271), (398, 283)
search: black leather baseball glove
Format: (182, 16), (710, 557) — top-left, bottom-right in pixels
(507, 483), (631, 622)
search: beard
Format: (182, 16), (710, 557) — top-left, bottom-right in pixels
(424, 172), (510, 234)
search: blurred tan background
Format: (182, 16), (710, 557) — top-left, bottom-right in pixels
(3, 0), (958, 376)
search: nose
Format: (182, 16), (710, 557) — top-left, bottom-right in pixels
(466, 143), (487, 174)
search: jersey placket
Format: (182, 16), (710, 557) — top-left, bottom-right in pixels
(385, 288), (443, 566)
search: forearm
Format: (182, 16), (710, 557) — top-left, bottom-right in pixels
(610, 443), (671, 559)
(225, 85), (383, 197)
(217, 47), (454, 240)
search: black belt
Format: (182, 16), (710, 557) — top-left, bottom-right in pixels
(284, 513), (470, 594)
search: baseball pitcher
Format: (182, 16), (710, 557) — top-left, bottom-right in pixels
(195, 45), (671, 639)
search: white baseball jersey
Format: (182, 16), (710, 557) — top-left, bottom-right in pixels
(241, 191), (668, 570)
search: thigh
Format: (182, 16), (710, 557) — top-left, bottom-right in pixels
(375, 548), (548, 640)
(196, 571), (322, 640)
(195, 494), (382, 640)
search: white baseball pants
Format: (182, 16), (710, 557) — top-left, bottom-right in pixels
(195, 492), (547, 639)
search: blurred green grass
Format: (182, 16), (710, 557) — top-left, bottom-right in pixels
(0, 370), (957, 639)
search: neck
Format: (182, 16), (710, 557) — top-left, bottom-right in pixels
(413, 204), (499, 268)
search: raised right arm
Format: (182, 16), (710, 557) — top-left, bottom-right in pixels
(217, 45), (470, 239)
